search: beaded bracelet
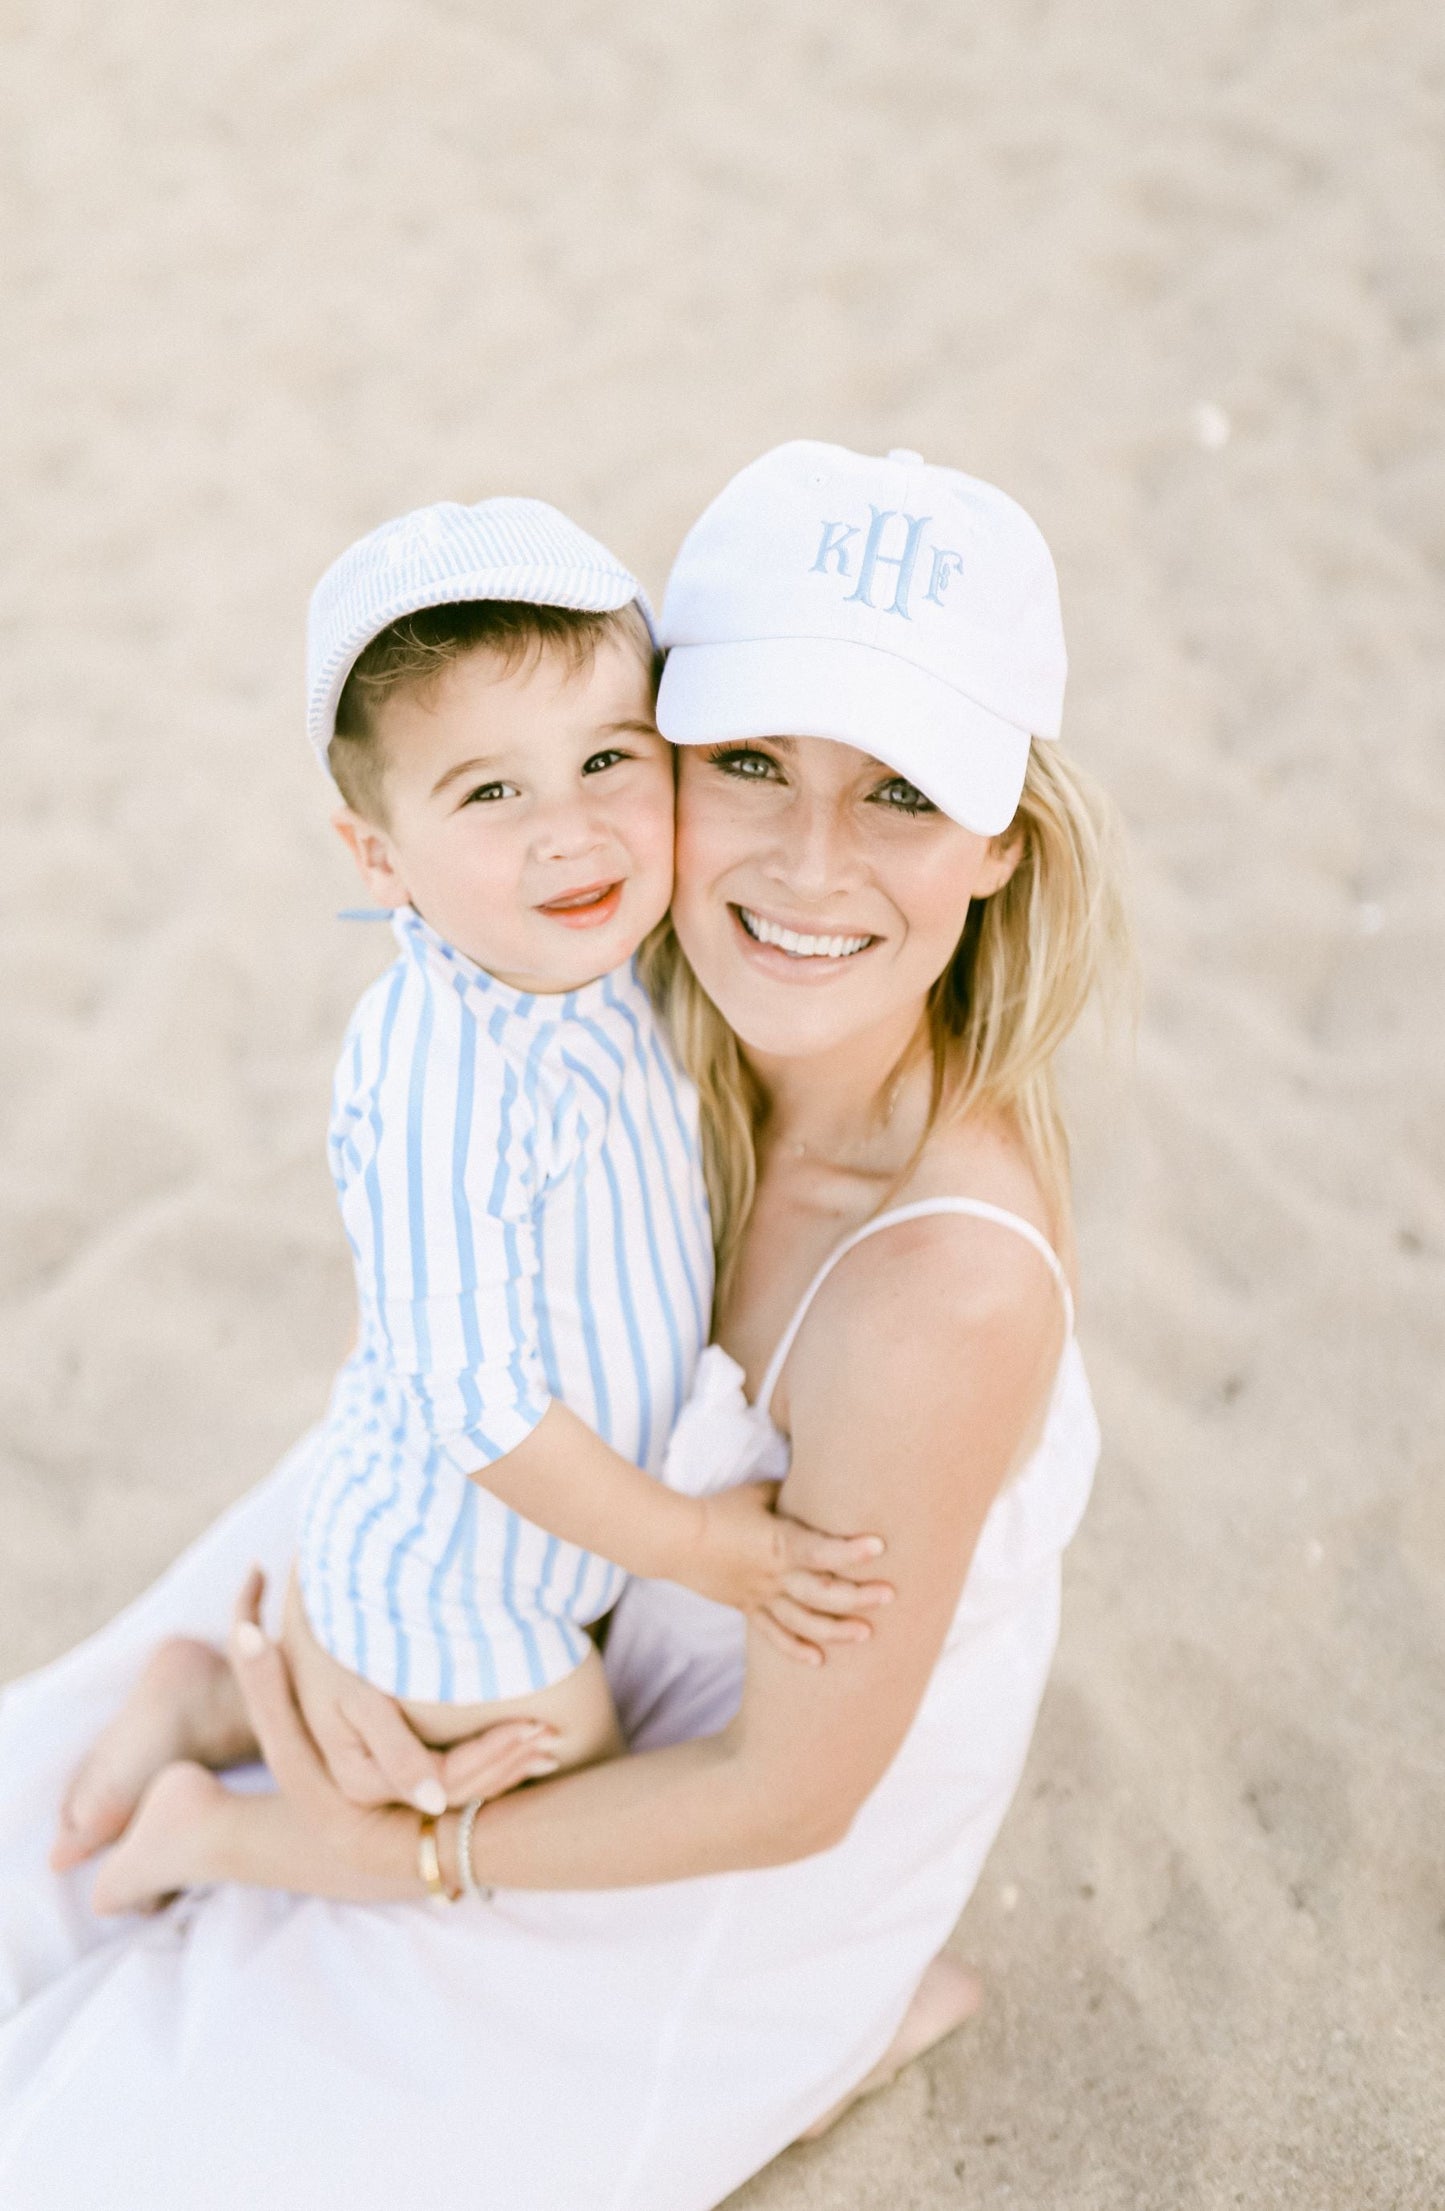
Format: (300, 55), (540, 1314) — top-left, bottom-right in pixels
(455, 1798), (494, 1903)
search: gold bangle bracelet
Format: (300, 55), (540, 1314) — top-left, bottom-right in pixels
(416, 1813), (458, 1904)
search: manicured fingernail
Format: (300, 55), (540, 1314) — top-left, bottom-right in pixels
(524, 1756), (560, 1779)
(233, 1621), (267, 1659)
(519, 1721), (548, 1739)
(862, 1538), (885, 1557)
(411, 1779), (448, 1817)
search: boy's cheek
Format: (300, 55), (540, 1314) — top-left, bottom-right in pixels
(629, 780), (678, 869)
(641, 836), (676, 911)
(636, 824), (676, 925)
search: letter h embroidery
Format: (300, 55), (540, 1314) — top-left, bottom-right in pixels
(812, 509), (962, 624)
(846, 507), (931, 620)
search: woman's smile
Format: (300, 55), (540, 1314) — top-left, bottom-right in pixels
(673, 735), (1017, 1057)
(733, 903), (877, 967)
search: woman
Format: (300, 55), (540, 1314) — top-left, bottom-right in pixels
(0, 441), (1123, 2210)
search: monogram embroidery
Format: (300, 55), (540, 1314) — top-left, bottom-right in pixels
(811, 509), (964, 621)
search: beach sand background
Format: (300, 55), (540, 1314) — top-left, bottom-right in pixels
(3, 2), (1442, 2203)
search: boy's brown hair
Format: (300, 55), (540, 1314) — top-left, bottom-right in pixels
(329, 598), (659, 821)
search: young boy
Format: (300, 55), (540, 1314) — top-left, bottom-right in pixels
(55, 497), (879, 1877)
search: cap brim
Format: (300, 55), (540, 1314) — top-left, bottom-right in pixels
(309, 574), (655, 761)
(658, 636), (1033, 836)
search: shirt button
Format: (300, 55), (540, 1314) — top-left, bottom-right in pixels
(887, 448), (924, 465)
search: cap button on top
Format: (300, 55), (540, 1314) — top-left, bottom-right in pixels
(887, 448), (924, 465)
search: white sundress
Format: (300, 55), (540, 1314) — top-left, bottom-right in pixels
(0, 1200), (1099, 2211)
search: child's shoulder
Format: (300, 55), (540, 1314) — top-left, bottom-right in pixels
(332, 947), (431, 1080)
(330, 941), (563, 1119)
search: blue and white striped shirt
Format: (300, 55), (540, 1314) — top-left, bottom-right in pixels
(296, 909), (714, 1703)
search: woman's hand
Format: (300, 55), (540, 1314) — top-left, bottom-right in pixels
(277, 1571), (557, 1815)
(684, 1483), (894, 1664)
(220, 1574), (428, 1901)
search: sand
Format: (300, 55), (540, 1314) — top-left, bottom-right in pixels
(3, 1), (1443, 2203)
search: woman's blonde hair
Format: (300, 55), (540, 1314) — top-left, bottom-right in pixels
(641, 741), (1129, 1285)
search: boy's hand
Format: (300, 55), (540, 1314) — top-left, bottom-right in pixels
(679, 1484), (893, 1664)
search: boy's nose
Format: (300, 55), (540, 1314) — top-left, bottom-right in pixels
(529, 799), (610, 866)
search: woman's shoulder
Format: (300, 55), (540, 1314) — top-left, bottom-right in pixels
(793, 1118), (1073, 1399)
(896, 1111), (1073, 1270)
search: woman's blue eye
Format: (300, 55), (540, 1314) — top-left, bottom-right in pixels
(582, 749), (626, 775)
(873, 777), (935, 815)
(709, 747), (780, 780)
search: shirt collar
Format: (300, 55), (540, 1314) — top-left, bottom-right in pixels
(392, 905), (639, 1021)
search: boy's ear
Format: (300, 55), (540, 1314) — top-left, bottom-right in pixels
(332, 808), (410, 907)
(973, 826), (1025, 900)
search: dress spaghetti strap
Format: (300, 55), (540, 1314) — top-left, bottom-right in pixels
(756, 1197), (1075, 1423)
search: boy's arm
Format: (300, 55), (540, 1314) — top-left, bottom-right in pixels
(475, 1402), (891, 1657)
(331, 996), (884, 1675)
(279, 1415), (891, 1817)
(474, 1401), (697, 1578)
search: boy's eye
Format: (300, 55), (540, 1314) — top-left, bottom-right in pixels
(581, 748), (626, 775)
(706, 745), (783, 782)
(462, 780), (519, 806)
(871, 775), (936, 816)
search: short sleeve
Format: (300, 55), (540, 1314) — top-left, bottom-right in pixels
(330, 975), (554, 1473)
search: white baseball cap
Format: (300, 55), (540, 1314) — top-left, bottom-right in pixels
(656, 441), (1065, 834)
(306, 496), (655, 762)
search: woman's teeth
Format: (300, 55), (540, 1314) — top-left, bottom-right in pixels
(738, 908), (871, 960)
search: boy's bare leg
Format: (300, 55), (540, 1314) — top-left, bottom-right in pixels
(398, 1642), (624, 1770)
(89, 1757), (421, 1917)
(88, 1761), (232, 1914)
(55, 1615), (619, 1882)
(86, 1660), (620, 1918)
(797, 1954), (983, 2141)
(51, 1640), (257, 1872)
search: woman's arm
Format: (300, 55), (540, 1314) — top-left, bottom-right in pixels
(467, 1400), (890, 1642)
(224, 1216), (1065, 1899)
(461, 1215), (1066, 1886)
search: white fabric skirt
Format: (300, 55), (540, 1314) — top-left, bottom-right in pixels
(0, 1344), (1097, 2211)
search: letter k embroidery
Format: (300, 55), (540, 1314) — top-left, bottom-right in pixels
(812, 520), (860, 577)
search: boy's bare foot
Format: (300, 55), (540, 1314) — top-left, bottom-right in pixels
(51, 1638), (256, 1873)
(798, 1953), (983, 2142)
(90, 1760), (230, 1916)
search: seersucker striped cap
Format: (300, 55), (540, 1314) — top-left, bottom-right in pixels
(306, 497), (656, 761)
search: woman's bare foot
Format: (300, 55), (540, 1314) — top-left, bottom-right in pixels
(51, 1638), (256, 1873)
(798, 1953), (983, 2142)
(90, 1760), (231, 1916)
